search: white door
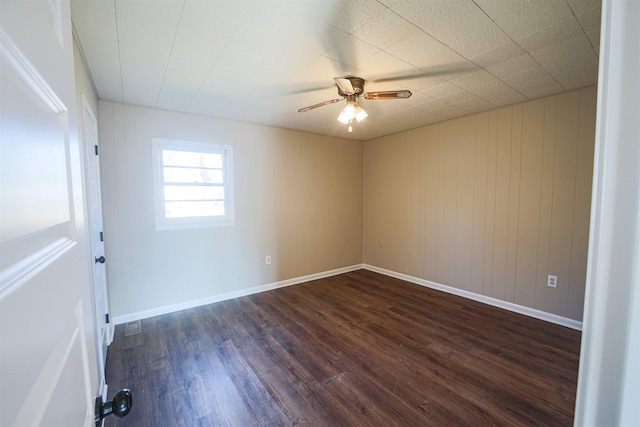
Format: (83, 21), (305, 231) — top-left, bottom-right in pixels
(0, 1), (100, 426)
(81, 95), (111, 383)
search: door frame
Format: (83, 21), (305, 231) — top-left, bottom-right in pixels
(80, 94), (112, 397)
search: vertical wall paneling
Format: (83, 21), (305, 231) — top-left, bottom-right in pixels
(443, 121), (458, 285)
(409, 130), (426, 278)
(547, 91), (580, 316)
(455, 116), (476, 292)
(470, 113), (489, 295)
(491, 107), (513, 301)
(363, 87), (596, 321)
(423, 125), (440, 280)
(568, 86), (597, 319)
(534, 96), (558, 311)
(505, 104), (523, 303)
(514, 99), (545, 306)
(482, 110), (498, 296)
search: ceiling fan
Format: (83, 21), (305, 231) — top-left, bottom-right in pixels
(298, 77), (412, 132)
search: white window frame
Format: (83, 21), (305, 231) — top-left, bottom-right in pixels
(152, 137), (235, 231)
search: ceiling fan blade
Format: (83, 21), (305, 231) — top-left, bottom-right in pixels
(372, 64), (479, 83)
(363, 90), (412, 100)
(298, 98), (342, 113)
(334, 77), (355, 95)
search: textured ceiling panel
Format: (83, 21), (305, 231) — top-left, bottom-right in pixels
(70, 0), (122, 101)
(474, 0), (574, 39)
(71, 0), (601, 141)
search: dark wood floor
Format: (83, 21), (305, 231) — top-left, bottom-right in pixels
(104, 270), (581, 426)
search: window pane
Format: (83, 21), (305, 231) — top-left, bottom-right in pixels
(163, 150), (222, 168)
(163, 167), (223, 183)
(164, 185), (224, 201)
(165, 201), (225, 218)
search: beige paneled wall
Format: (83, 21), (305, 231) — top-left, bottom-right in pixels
(363, 86), (596, 321)
(99, 101), (363, 319)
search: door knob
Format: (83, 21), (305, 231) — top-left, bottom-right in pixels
(95, 256), (106, 264)
(95, 389), (132, 425)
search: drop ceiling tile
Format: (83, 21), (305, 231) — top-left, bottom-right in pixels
(451, 93), (493, 112)
(357, 50), (417, 82)
(115, 0), (184, 106)
(501, 66), (549, 87)
(463, 99), (497, 113)
(422, 81), (463, 99)
(323, 27), (381, 69)
(487, 54), (540, 80)
(471, 79), (513, 98)
(330, 0), (388, 34)
(417, 97), (451, 114)
(389, 0), (512, 57)
(226, 24), (283, 59)
(566, 0), (602, 32)
(292, 56), (358, 88)
(71, 0), (123, 101)
(380, 75), (447, 93)
(531, 33), (597, 75)
(157, 68), (198, 112)
(158, 3), (239, 104)
(586, 29), (600, 52)
(490, 87), (528, 106)
(385, 26), (466, 71)
(515, 76), (564, 98)
(187, 0), (253, 22)
(430, 104), (468, 120)
(474, 0), (574, 39)
(515, 16), (583, 52)
(217, 48), (267, 75)
(403, 91), (436, 107)
(452, 69), (499, 93)
(351, 8), (416, 49)
(470, 42), (526, 68)
(241, 1), (314, 41)
(439, 89), (479, 106)
(436, 61), (481, 82)
(553, 60), (599, 90)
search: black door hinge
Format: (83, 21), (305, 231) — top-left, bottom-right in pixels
(105, 313), (110, 324)
(94, 145), (99, 155)
(99, 231), (103, 242)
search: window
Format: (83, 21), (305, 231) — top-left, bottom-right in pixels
(152, 138), (234, 230)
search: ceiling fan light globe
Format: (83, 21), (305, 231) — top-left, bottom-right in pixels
(338, 103), (357, 123)
(354, 105), (368, 122)
(337, 109), (351, 124)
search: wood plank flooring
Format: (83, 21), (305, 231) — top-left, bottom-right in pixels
(104, 270), (581, 426)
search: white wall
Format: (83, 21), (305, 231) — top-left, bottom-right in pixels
(98, 101), (363, 320)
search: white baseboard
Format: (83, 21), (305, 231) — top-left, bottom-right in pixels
(363, 264), (583, 331)
(112, 263), (582, 331)
(112, 264), (364, 325)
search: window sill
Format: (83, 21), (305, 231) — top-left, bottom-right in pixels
(155, 219), (235, 231)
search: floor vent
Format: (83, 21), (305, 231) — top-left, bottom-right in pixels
(124, 320), (141, 337)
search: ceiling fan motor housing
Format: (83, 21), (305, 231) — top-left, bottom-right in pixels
(337, 77), (365, 97)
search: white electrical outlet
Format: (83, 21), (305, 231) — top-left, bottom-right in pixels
(547, 275), (558, 288)
(265, 256), (271, 265)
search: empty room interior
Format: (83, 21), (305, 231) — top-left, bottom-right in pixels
(5, 0), (639, 425)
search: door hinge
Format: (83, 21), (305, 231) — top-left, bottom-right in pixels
(105, 313), (110, 324)
(94, 145), (99, 155)
(100, 231), (104, 242)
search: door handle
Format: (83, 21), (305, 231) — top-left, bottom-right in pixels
(95, 256), (106, 264)
(95, 389), (132, 425)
